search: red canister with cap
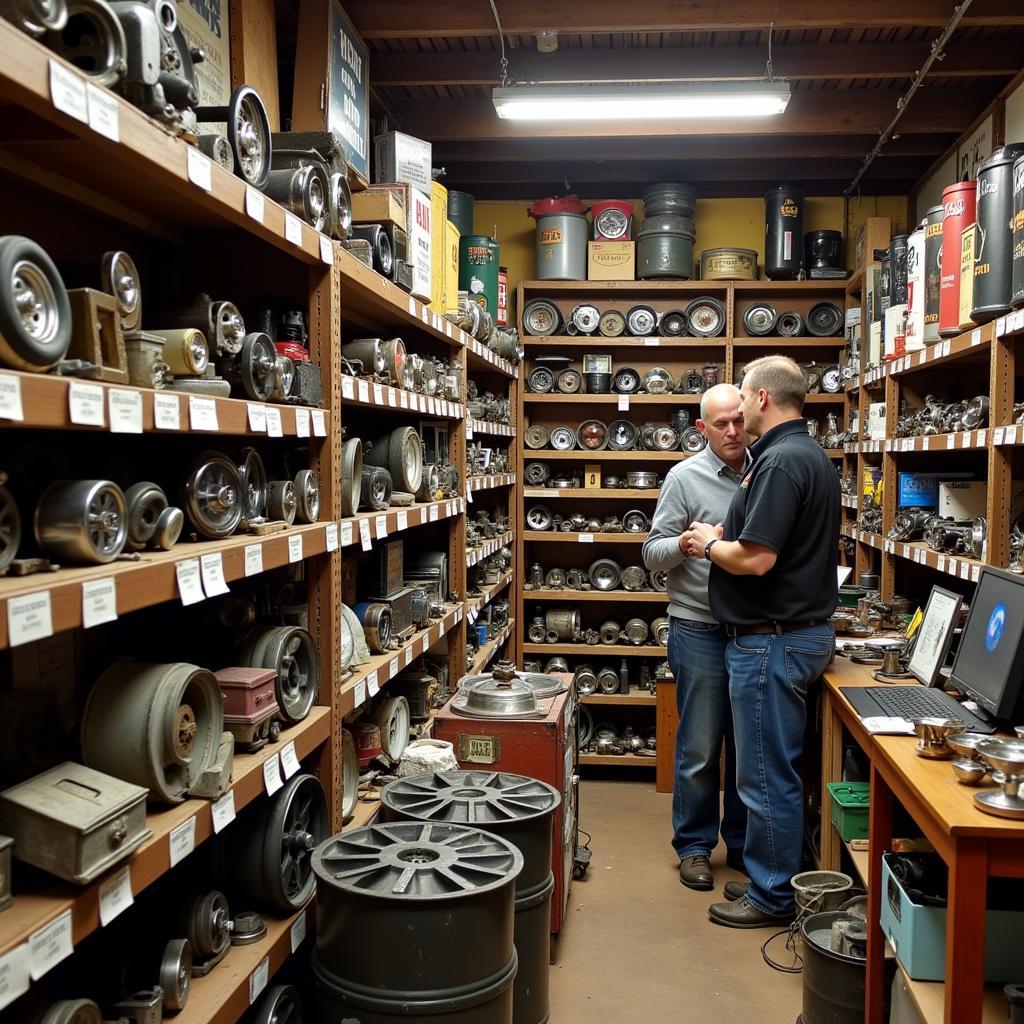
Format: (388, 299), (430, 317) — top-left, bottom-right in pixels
(939, 179), (976, 337)
(591, 200), (634, 241)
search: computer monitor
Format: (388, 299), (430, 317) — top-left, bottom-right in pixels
(949, 567), (1024, 720)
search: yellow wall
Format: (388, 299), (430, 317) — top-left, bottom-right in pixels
(473, 194), (908, 295)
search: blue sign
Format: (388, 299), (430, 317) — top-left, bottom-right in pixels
(327, 3), (369, 181)
(985, 603), (1006, 653)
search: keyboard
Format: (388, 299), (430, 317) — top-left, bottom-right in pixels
(840, 685), (996, 734)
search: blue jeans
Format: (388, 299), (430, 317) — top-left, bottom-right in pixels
(667, 618), (746, 861)
(726, 623), (835, 915)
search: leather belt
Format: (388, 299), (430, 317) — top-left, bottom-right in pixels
(725, 620), (825, 637)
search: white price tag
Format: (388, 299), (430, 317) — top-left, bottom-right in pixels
(389, 657), (399, 678)
(357, 379), (370, 403)
(417, 507), (428, 523)
(186, 147), (213, 191)
(375, 514), (388, 538)
(245, 185), (264, 223)
(154, 391), (180, 430)
(1009, 426), (1019, 445)
(961, 562), (970, 580)
(68, 381), (105, 426)
(387, 387), (397, 407)
(249, 956), (270, 1005)
(428, 397), (437, 415)
(972, 328), (982, 346)
(373, 383), (384, 405)
(7, 591), (53, 647)
(108, 388), (143, 433)
(0, 374), (24, 421)
(290, 911), (307, 952)
(263, 752), (283, 795)
(941, 340), (951, 357)
(320, 234), (333, 264)
(946, 435), (955, 449)
(341, 375), (355, 399)
(211, 790), (235, 833)
(937, 555), (946, 573)
(446, 321), (453, 337)
(188, 394), (219, 431)
(49, 59), (87, 122)
(0, 944), (31, 1012)
(408, 296), (417, 315)
(367, 670), (379, 696)
(618, 394), (630, 412)
(280, 740), (301, 779)
(288, 533), (303, 563)
(244, 543), (263, 577)
(247, 403), (267, 432)
(972, 564), (981, 582)
(176, 558), (205, 606)
(995, 427), (1006, 445)
(399, 388), (409, 408)
(265, 406), (283, 437)
(445, 501), (453, 518)
(404, 646), (413, 666)
(86, 83), (119, 140)
(325, 523), (339, 551)
(98, 866), (133, 926)
(284, 212), (303, 246)
(200, 553), (229, 596)
(353, 680), (367, 708)
(169, 816), (196, 867)
(923, 436), (930, 450)
(397, 510), (408, 531)
(29, 911), (73, 981)
(643, 337), (660, 346)
(312, 409), (327, 436)
(82, 577), (117, 628)
(417, 394), (427, 412)
(359, 518), (372, 550)
(429, 504), (439, 521)
(341, 521), (353, 546)
(578, 532), (594, 543)
(466, 423), (474, 439)
(998, 316), (1008, 337)
(294, 407), (310, 437)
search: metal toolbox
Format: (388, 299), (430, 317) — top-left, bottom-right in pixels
(0, 762), (151, 884)
(368, 586), (421, 643)
(0, 834), (11, 910)
(215, 667), (278, 718)
(223, 704), (280, 753)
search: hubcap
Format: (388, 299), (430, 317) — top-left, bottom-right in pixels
(12, 259), (58, 343)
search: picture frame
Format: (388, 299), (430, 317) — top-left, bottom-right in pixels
(907, 585), (963, 687)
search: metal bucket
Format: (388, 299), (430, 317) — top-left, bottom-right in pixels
(460, 234), (500, 316)
(700, 247), (757, 280)
(641, 182), (696, 218)
(765, 186), (804, 279)
(535, 213), (588, 280)
(636, 216), (696, 280)
(313, 821), (521, 1024)
(800, 911), (868, 1024)
(973, 145), (1024, 323)
(924, 204), (943, 343)
(940, 180), (976, 333)
(448, 190), (475, 239)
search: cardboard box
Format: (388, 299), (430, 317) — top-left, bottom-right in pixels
(588, 241), (635, 281)
(408, 186), (432, 302)
(374, 131), (432, 192)
(429, 181), (448, 314)
(867, 402), (887, 440)
(883, 303), (907, 360)
(938, 480), (985, 519)
(352, 187), (405, 230)
(443, 220), (460, 315)
(868, 321), (882, 367)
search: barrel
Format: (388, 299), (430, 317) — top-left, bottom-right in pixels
(636, 216), (696, 280)
(972, 144), (1024, 323)
(889, 234), (909, 307)
(459, 234), (500, 315)
(923, 205), (943, 343)
(381, 772), (561, 1024)
(765, 186), (804, 279)
(700, 247), (757, 281)
(905, 226), (926, 351)
(804, 230), (843, 272)
(313, 821), (522, 1024)
(940, 181), (976, 333)
(1012, 155), (1024, 309)
(641, 182), (696, 218)
(448, 190), (475, 239)
(534, 213), (588, 280)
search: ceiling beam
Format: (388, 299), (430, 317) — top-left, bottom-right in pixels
(371, 39), (1022, 86)
(346, 0), (1024, 38)
(392, 88), (995, 141)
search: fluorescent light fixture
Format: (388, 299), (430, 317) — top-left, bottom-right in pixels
(492, 81), (791, 121)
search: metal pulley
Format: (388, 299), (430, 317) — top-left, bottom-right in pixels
(194, 86), (273, 190)
(342, 338), (385, 376)
(806, 301), (844, 337)
(36, 1001), (103, 1024)
(253, 986), (303, 1024)
(45, 1), (127, 87)
(743, 303), (777, 337)
(183, 451), (243, 538)
(232, 331), (277, 401)
(776, 310), (804, 337)
(340, 438), (362, 518)
(34, 479), (128, 564)
(328, 171), (353, 240)
(341, 728), (359, 820)
(159, 938), (193, 1012)
(264, 163), (328, 231)
(660, 309), (688, 336)
(238, 625), (318, 725)
(197, 134), (233, 171)
(293, 469), (320, 523)
(589, 557), (622, 591)
(364, 426), (423, 494)
(236, 448), (268, 527)
(267, 479), (297, 524)
(548, 425), (576, 451)
(644, 424), (679, 451)
(100, 250), (141, 329)
(124, 480), (168, 551)
(152, 327), (208, 376)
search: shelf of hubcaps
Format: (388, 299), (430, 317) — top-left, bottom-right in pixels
(527, 589), (668, 603)
(525, 393), (841, 405)
(468, 473), (516, 492)
(465, 573), (514, 623)
(338, 499), (465, 550)
(0, 707), (329, 967)
(465, 337), (518, 378)
(580, 691), (657, 705)
(536, 450), (686, 462)
(0, 370), (328, 437)
(884, 539), (984, 583)
(467, 419), (515, 438)
(339, 373), (463, 419)
(0, 24), (332, 265)
(524, 488), (660, 499)
(340, 604), (464, 717)
(578, 753), (656, 767)
(466, 532), (514, 568)
(469, 620), (516, 677)
(521, 336), (726, 348)
(524, 531), (647, 543)
(0, 523), (332, 651)
(524, 643), (665, 657)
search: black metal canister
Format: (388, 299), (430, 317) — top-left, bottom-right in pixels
(972, 144), (1024, 322)
(1012, 154), (1024, 309)
(805, 230), (843, 271)
(765, 186), (804, 279)
(889, 234), (909, 306)
(924, 205), (943, 342)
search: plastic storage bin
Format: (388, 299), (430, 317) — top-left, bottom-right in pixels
(828, 781), (871, 841)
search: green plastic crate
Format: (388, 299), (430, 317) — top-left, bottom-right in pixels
(827, 781), (870, 841)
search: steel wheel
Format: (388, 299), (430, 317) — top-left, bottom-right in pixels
(329, 171), (352, 240)
(340, 438), (363, 518)
(576, 419), (608, 451)
(36, 1001), (102, 1024)
(0, 236), (71, 371)
(527, 366), (554, 393)
(0, 484), (22, 573)
(743, 303), (777, 336)
(293, 469), (320, 523)
(3, 0), (68, 36)
(160, 938), (192, 1012)
(184, 452), (243, 538)
(607, 419), (637, 451)
(685, 296), (726, 337)
(227, 86), (271, 189)
(360, 466), (391, 510)
(46, 2), (126, 87)
(598, 309), (626, 337)
(523, 298), (563, 336)
(549, 426), (576, 451)
(622, 509), (649, 534)
(371, 696), (411, 763)
(254, 985), (302, 1024)
(626, 304), (657, 336)
(526, 505), (553, 531)
(612, 367), (640, 394)
(341, 728), (359, 820)
(34, 479), (127, 564)
(182, 891), (231, 960)
(258, 625), (318, 724)
(239, 332), (277, 401)
(124, 481), (168, 551)
(238, 448), (268, 525)
(100, 250), (141, 330)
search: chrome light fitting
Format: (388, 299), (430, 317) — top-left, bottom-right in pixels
(492, 81), (791, 121)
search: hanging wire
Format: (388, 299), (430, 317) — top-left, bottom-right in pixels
(487, 0), (510, 86)
(765, 23), (775, 83)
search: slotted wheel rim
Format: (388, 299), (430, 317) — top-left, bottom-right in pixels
(240, 449), (267, 523)
(281, 784), (320, 903)
(12, 258), (60, 347)
(235, 94), (267, 184)
(382, 771), (559, 823)
(87, 484), (125, 558)
(306, 173), (326, 230)
(0, 487), (20, 571)
(296, 470), (319, 521)
(275, 630), (316, 723)
(187, 456), (242, 537)
(255, 987), (301, 1024)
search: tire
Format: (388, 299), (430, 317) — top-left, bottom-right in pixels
(384, 427), (423, 493)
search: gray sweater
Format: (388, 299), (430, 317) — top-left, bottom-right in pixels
(642, 445), (748, 623)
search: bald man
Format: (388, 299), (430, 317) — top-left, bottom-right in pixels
(643, 384), (750, 893)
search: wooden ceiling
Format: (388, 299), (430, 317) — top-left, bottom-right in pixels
(341, 0), (1024, 199)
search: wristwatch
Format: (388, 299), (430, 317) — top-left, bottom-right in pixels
(704, 539), (719, 561)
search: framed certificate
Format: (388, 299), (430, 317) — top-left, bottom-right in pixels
(908, 586), (963, 687)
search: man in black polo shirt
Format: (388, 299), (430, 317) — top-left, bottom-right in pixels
(682, 354), (838, 928)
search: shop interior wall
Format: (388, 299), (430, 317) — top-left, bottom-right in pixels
(474, 195), (909, 297)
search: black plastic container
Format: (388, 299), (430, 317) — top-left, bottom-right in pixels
(804, 230), (843, 271)
(765, 186), (804, 280)
(889, 234), (910, 306)
(972, 144), (1024, 322)
(584, 371), (612, 394)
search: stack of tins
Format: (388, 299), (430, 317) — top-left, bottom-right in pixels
(939, 179), (976, 337)
(637, 183), (696, 279)
(530, 195), (588, 281)
(381, 771), (561, 1024)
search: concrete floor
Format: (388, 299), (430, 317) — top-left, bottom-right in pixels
(548, 779), (802, 1024)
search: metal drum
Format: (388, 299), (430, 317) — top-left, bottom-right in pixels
(924, 205), (944, 343)
(636, 216), (695, 280)
(459, 235), (500, 316)
(700, 247), (757, 281)
(765, 186), (804, 280)
(448, 190), (475, 239)
(973, 145), (1024, 322)
(380, 772), (561, 1024)
(804, 230), (843, 273)
(313, 821), (521, 1024)
(534, 214), (588, 281)
(1013, 155), (1024, 309)
(641, 182), (696, 218)
(941, 181), (976, 333)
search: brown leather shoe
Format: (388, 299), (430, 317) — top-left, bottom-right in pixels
(678, 854), (714, 891)
(723, 880), (748, 902)
(708, 896), (794, 929)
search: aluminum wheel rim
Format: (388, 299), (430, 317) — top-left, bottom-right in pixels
(235, 93), (268, 186)
(744, 304), (776, 336)
(623, 511), (648, 533)
(101, 251), (140, 326)
(807, 302), (842, 337)
(12, 258), (60, 348)
(159, 939), (192, 1012)
(254, 986), (301, 1024)
(341, 729), (359, 819)
(276, 776), (325, 907)
(81, 483), (125, 558)
(686, 301), (724, 337)
(295, 470), (320, 522)
(241, 333), (276, 401)
(239, 449), (268, 523)
(306, 172), (327, 231)
(186, 453), (242, 538)
(214, 301), (245, 354)
(777, 312), (803, 337)
(0, 486), (20, 571)
(272, 629), (317, 723)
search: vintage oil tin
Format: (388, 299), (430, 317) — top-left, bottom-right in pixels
(700, 247), (757, 281)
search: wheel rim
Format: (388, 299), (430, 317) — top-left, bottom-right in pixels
(234, 92), (268, 185)
(239, 449), (268, 523)
(214, 302), (245, 354)
(241, 333), (276, 401)
(0, 486), (22, 571)
(306, 172), (326, 230)
(524, 300), (560, 335)
(525, 462), (548, 484)
(85, 484), (125, 558)
(526, 506), (552, 530)
(101, 251), (140, 326)
(627, 308), (656, 335)
(12, 258), (61, 348)
(599, 310), (625, 336)
(255, 986), (301, 1024)
(295, 470), (319, 522)
(528, 367), (554, 392)
(274, 629), (316, 723)
(550, 427), (575, 450)
(275, 776), (326, 907)
(186, 454), (243, 538)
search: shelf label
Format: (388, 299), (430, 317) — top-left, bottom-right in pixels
(284, 212), (303, 246)
(399, 388), (409, 409)
(68, 380), (105, 426)
(176, 558), (205, 605)
(367, 669), (379, 696)
(320, 234), (333, 265)
(396, 510), (408, 531)
(389, 657), (399, 678)
(82, 577), (117, 629)
(244, 543), (264, 577)
(325, 523), (339, 551)
(995, 427), (1006, 445)
(85, 83), (119, 141)
(294, 407), (310, 437)
(922, 436), (930, 450)
(972, 564), (981, 582)
(937, 555), (946, 573)
(263, 751), (283, 795)
(578, 533), (594, 543)
(154, 391), (180, 430)
(387, 387), (397, 407)
(466, 423), (474, 439)
(961, 562), (970, 580)
(288, 533), (304, 563)
(445, 501), (453, 518)
(429, 504), (439, 521)
(249, 956), (270, 1005)
(357, 379), (370, 403)
(29, 910), (72, 981)
(188, 394), (219, 431)
(48, 59), (87, 122)
(7, 591), (53, 647)
(416, 507), (428, 524)
(358, 518), (372, 551)
(408, 296), (417, 315)
(98, 865), (133, 926)
(971, 328), (982, 346)
(211, 790), (235, 833)
(373, 383), (384, 405)
(1009, 426), (1019, 445)
(0, 374), (24, 421)
(0, 944), (31, 1012)
(311, 409), (327, 436)
(375, 514), (388, 538)
(428, 397), (437, 415)
(245, 185), (264, 223)
(290, 911), (307, 952)
(186, 147), (213, 191)
(200, 552), (230, 596)
(946, 435), (955, 449)
(108, 388), (143, 433)
(247, 402), (267, 432)
(341, 375), (355, 400)
(265, 405), (283, 437)
(353, 680), (367, 708)
(643, 337), (660, 346)
(618, 394), (630, 412)
(997, 316), (1008, 337)
(169, 816), (196, 867)
(340, 521), (353, 546)
(280, 740), (301, 779)
(404, 646), (413, 665)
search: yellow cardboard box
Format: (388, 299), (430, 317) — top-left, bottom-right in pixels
(429, 181), (448, 314)
(588, 241), (635, 281)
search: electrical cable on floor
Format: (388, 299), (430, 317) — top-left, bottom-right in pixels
(761, 922), (804, 974)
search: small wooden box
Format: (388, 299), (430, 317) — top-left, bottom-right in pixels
(352, 185), (406, 230)
(215, 667), (278, 718)
(588, 241), (635, 281)
(584, 463), (601, 488)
